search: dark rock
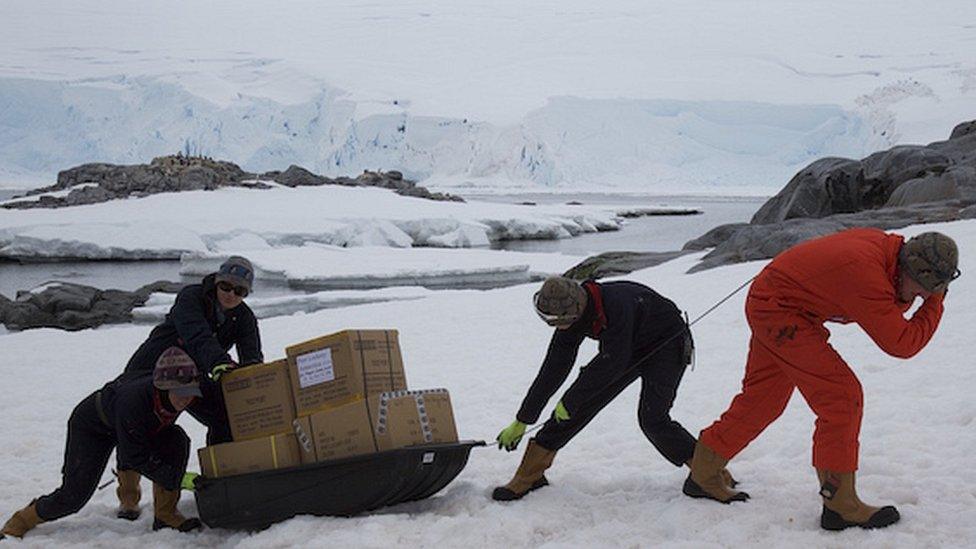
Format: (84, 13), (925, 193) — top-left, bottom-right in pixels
(950, 120), (976, 140)
(0, 280), (184, 331)
(564, 251), (694, 280)
(683, 223), (750, 251)
(4, 155), (254, 209)
(689, 202), (962, 273)
(688, 219), (847, 273)
(960, 204), (976, 219)
(569, 120), (976, 279)
(272, 165), (331, 187)
(681, 120), (976, 272)
(3, 156), (463, 209)
(750, 158), (865, 225)
(884, 172), (960, 207)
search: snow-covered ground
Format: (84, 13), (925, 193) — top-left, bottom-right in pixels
(1, 1), (974, 192)
(1, 219), (973, 548)
(0, 184), (626, 260)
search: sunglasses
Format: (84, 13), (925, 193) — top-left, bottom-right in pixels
(217, 281), (249, 297)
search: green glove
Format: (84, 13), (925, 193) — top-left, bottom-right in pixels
(554, 401), (570, 423)
(210, 363), (236, 382)
(496, 420), (527, 451)
(181, 472), (200, 491)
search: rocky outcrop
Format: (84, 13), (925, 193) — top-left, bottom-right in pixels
(563, 251), (694, 280)
(0, 280), (183, 331)
(266, 165), (465, 202)
(749, 122), (975, 227)
(682, 120), (976, 272)
(5, 155), (264, 209)
(562, 120), (976, 279)
(2, 155), (463, 209)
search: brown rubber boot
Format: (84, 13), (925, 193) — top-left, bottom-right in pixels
(151, 483), (202, 533)
(817, 470), (899, 531)
(683, 441), (749, 503)
(687, 462), (739, 488)
(1, 501), (43, 539)
(116, 470), (142, 520)
(492, 439), (557, 501)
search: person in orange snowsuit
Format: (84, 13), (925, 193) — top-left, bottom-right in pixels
(682, 228), (959, 531)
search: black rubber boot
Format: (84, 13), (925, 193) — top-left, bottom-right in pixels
(152, 516), (203, 532)
(682, 477), (749, 503)
(492, 476), (549, 501)
(116, 508), (140, 521)
(821, 505), (900, 531)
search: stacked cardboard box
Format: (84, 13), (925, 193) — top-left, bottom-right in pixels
(286, 329), (408, 416)
(199, 432), (302, 477)
(294, 389), (457, 462)
(197, 329), (459, 478)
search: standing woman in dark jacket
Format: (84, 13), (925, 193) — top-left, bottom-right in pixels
(114, 256), (263, 520)
(1, 347), (205, 540)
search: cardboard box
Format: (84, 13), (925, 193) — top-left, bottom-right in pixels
(221, 359), (296, 441)
(285, 329), (407, 416)
(293, 389), (458, 462)
(198, 433), (302, 478)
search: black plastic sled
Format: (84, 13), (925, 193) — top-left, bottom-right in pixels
(194, 440), (485, 531)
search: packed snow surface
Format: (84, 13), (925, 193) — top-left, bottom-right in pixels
(1, 220), (973, 548)
(1, 1), (974, 191)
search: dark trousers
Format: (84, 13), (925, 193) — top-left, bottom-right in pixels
(34, 393), (189, 522)
(187, 378), (232, 445)
(534, 338), (697, 466)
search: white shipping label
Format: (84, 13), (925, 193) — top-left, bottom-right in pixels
(296, 348), (335, 389)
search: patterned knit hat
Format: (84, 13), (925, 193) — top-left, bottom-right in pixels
(899, 232), (960, 293)
(153, 346), (203, 397)
(533, 276), (588, 327)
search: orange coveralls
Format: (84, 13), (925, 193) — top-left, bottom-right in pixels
(700, 228), (944, 471)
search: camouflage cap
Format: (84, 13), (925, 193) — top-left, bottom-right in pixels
(899, 232), (960, 293)
(153, 346), (203, 397)
(533, 276), (588, 327)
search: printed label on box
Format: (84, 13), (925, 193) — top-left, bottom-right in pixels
(296, 348), (335, 389)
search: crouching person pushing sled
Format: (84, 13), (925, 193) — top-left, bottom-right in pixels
(1, 347), (204, 539)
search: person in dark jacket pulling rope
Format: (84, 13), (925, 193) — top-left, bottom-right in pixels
(114, 256), (263, 520)
(1, 347), (205, 540)
(492, 276), (703, 501)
